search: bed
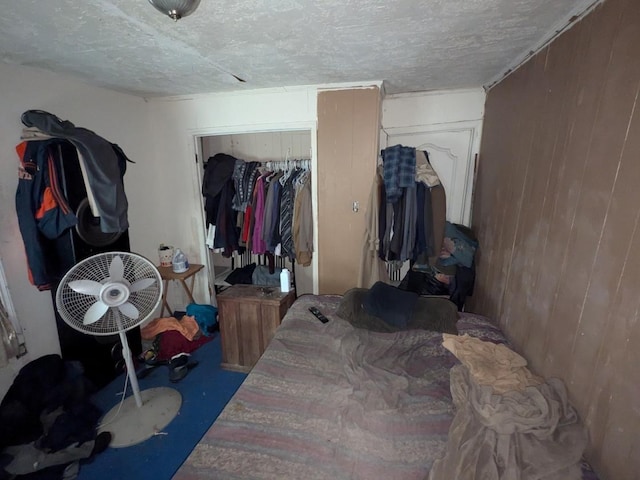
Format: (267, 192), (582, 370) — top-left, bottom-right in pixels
(174, 294), (599, 480)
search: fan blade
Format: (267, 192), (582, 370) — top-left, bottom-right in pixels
(118, 302), (140, 319)
(109, 255), (124, 282)
(83, 301), (109, 325)
(130, 277), (156, 292)
(69, 280), (102, 296)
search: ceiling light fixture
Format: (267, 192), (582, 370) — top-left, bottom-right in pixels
(148, 0), (201, 21)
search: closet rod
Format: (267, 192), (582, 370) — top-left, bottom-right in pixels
(264, 158), (311, 171)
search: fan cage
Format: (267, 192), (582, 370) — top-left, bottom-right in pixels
(56, 252), (163, 336)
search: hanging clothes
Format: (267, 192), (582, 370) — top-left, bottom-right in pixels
(400, 184), (417, 261)
(213, 179), (240, 257)
(20, 110), (131, 233)
(292, 171), (313, 266)
(248, 162), (313, 262)
(416, 150), (446, 266)
(15, 140), (76, 290)
(202, 153), (237, 227)
(381, 144), (416, 204)
(428, 183), (447, 266)
(201, 153), (247, 257)
(262, 171), (284, 252)
(251, 174), (268, 255)
(203, 154), (313, 265)
(358, 167), (390, 288)
(14, 138), (130, 290)
(280, 168), (304, 261)
(232, 160), (260, 212)
(415, 150), (441, 187)
(378, 145), (447, 266)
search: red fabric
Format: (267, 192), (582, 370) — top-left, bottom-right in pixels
(156, 330), (213, 360)
(242, 205), (252, 242)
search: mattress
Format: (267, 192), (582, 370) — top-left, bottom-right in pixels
(174, 294), (599, 480)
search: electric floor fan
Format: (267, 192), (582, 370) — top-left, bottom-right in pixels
(55, 251), (181, 447)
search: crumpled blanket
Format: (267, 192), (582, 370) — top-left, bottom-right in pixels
(442, 333), (542, 394)
(428, 365), (587, 480)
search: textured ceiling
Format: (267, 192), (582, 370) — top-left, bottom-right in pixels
(0, 0), (597, 98)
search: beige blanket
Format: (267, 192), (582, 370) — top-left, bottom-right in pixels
(442, 333), (543, 394)
(430, 339), (587, 480)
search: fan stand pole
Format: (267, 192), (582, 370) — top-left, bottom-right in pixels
(100, 325), (182, 448)
(118, 329), (143, 408)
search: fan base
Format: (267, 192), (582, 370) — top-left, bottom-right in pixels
(98, 387), (182, 448)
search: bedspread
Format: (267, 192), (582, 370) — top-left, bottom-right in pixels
(174, 295), (599, 480)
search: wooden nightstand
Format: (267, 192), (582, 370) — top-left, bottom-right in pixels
(217, 285), (295, 372)
(157, 264), (204, 317)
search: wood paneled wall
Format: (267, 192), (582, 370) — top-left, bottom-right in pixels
(317, 87), (380, 294)
(469, 0), (640, 478)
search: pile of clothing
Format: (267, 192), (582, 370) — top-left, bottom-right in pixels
(0, 355), (110, 480)
(400, 221), (479, 310)
(138, 304), (217, 382)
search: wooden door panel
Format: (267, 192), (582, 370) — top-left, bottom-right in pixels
(317, 87), (380, 294)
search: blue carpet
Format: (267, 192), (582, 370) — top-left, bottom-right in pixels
(78, 335), (247, 480)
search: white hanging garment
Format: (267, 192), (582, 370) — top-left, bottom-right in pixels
(415, 150), (441, 187)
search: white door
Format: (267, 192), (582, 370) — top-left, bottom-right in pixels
(384, 125), (479, 226)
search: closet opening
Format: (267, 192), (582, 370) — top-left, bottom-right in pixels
(194, 128), (316, 304)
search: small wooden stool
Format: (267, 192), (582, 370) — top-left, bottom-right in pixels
(157, 264), (204, 317)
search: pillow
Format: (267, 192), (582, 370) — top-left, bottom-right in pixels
(337, 288), (458, 334)
(408, 296), (458, 334)
(335, 289), (396, 333)
(362, 281), (418, 329)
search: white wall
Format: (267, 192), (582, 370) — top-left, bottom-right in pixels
(144, 85), (485, 306)
(0, 63), (152, 397)
(0, 75), (486, 397)
(146, 87), (319, 306)
(382, 88), (486, 225)
(382, 88), (485, 129)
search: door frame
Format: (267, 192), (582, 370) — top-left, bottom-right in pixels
(188, 121), (319, 304)
(382, 120), (483, 227)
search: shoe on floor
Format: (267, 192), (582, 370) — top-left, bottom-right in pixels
(169, 361), (199, 383)
(91, 431), (112, 456)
